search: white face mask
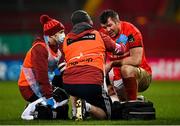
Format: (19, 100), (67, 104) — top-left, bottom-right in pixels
(57, 32), (65, 44)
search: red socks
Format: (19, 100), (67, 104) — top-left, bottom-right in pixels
(123, 77), (137, 100)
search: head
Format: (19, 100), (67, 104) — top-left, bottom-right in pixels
(99, 9), (120, 38)
(40, 15), (65, 45)
(71, 10), (93, 26)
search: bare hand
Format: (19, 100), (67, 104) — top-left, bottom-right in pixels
(105, 62), (113, 74)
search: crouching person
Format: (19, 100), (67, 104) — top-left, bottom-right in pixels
(18, 14), (69, 120)
(63, 10), (126, 120)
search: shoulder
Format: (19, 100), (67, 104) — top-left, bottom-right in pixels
(31, 41), (48, 54)
(121, 21), (140, 32)
(121, 21), (142, 42)
(121, 21), (136, 28)
(32, 38), (46, 48)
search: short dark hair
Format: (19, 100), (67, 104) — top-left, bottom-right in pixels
(71, 10), (92, 25)
(99, 9), (119, 24)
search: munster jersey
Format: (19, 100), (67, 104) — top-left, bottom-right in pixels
(100, 21), (151, 82)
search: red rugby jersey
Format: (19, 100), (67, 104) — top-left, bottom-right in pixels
(100, 21), (152, 75)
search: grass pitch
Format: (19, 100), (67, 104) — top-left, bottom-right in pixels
(0, 80), (180, 125)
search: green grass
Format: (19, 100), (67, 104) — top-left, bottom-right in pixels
(0, 80), (180, 125)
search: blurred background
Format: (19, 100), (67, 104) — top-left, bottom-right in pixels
(0, 0), (180, 81)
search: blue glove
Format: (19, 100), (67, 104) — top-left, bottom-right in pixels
(48, 71), (55, 82)
(46, 97), (55, 108)
(116, 34), (128, 45)
(54, 68), (61, 76)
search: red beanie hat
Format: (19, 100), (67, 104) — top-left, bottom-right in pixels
(40, 14), (64, 36)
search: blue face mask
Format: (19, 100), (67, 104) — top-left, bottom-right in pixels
(44, 35), (49, 44)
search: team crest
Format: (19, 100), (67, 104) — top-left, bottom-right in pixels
(128, 34), (135, 42)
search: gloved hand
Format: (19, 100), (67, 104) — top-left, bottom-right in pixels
(46, 97), (56, 108)
(48, 71), (55, 82)
(46, 95), (69, 109)
(54, 68), (61, 76)
(116, 34), (128, 45)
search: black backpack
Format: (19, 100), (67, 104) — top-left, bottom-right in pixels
(111, 100), (156, 120)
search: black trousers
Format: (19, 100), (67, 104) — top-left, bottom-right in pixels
(63, 84), (112, 118)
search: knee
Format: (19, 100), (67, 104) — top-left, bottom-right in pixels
(138, 82), (150, 92)
(120, 65), (136, 78)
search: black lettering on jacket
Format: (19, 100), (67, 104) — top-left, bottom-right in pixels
(67, 33), (96, 46)
(67, 58), (93, 67)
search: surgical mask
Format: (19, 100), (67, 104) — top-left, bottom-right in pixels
(44, 35), (49, 44)
(57, 32), (65, 44)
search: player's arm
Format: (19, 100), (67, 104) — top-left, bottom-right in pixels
(100, 32), (126, 54)
(112, 25), (143, 66)
(105, 47), (142, 74)
(106, 30), (143, 73)
(112, 47), (143, 67)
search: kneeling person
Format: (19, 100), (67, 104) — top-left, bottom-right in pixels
(63, 10), (126, 120)
(18, 14), (68, 120)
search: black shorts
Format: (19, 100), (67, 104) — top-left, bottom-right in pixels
(63, 84), (111, 118)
